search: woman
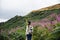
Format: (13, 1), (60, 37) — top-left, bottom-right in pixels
(26, 21), (33, 40)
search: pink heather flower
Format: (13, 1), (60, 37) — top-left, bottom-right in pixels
(56, 15), (60, 22)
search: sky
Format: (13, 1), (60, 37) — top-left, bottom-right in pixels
(0, 0), (60, 22)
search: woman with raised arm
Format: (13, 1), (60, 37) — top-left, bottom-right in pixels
(26, 21), (33, 40)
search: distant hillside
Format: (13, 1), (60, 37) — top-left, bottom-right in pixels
(0, 15), (26, 31)
(0, 3), (60, 32)
(26, 4), (60, 20)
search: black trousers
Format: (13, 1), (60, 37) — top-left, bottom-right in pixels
(27, 34), (32, 40)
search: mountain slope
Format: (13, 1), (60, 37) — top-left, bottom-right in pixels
(26, 4), (60, 19)
(0, 3), (60, 40)
(0, 4), (60, 30)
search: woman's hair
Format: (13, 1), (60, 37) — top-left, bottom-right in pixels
(28, 21), (31, 25)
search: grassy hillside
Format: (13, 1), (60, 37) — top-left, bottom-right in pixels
(26, 8), (60, 21)
(0, 4), (60, 40)
(0, 15), (26, 40)
(0, 4), (60, 29)
(26, 4), (60, 21)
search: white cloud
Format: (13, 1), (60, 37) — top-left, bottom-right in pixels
(1, 0), (59, 16)
(1, 0), (59, 10)
(0, 18), (8, 22)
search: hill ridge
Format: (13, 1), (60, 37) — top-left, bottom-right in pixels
(32, 3), (60, 12)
